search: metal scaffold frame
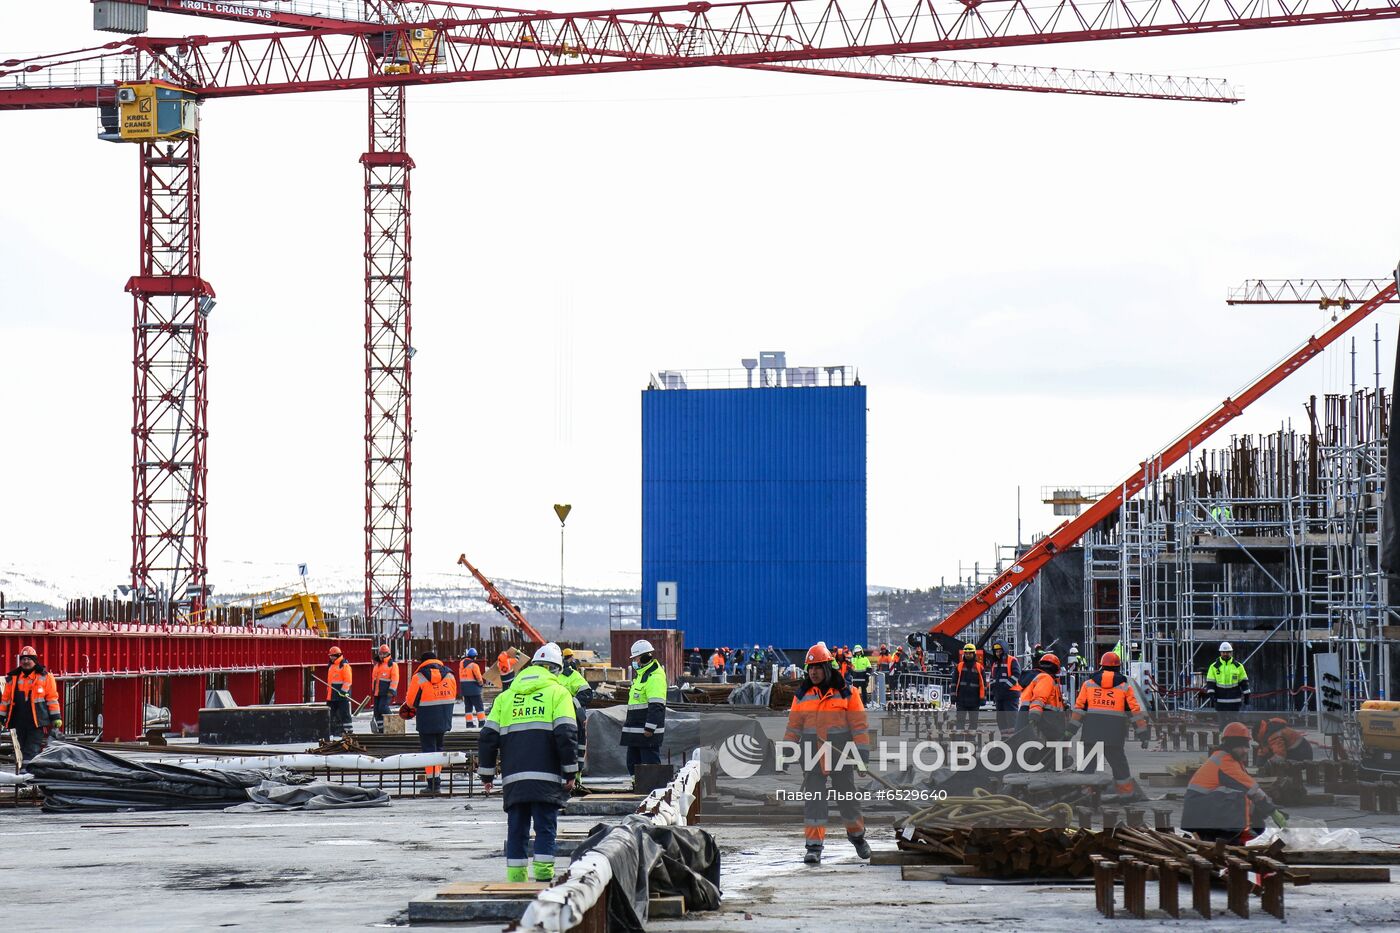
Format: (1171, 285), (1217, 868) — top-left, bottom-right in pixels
(1083, 372), (1397, 713)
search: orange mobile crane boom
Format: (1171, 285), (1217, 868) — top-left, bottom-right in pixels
(931, 278), (1399, 643)
(457, 554), (548, 647)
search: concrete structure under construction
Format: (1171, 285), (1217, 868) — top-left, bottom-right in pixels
(641, 353), (867, 653)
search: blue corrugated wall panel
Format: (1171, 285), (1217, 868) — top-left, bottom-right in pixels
(641, 385), (867, 652)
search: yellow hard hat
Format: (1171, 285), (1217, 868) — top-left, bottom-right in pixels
(562, 647), (574, 658)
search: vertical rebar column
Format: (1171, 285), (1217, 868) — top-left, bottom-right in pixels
(129, 137), (211, 616)
(363, 85), (413, 642)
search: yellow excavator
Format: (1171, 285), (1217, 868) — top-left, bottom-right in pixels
(253, 591), (328, 635)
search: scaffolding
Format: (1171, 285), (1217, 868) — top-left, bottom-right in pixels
(1083, 384), (1397, 713)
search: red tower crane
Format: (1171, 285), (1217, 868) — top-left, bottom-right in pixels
(930, 278), (1400, 644)
(2, 0), (1395, 628)
(127, 0), (1243, 641)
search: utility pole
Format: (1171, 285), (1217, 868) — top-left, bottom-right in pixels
(554, 504), (572, 631)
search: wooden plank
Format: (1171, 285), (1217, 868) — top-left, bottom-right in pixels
(1289, 865), (1391, 883)
(1282, 849), (1400, 865)
(870, 850), (959, 866)
(437, 882), (547, 898)
(901, 864), (979, 881)
(648, 896), (685, 919)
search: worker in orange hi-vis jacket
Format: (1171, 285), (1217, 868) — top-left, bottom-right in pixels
(458, 648), (486, 728)
(401, 649), (458, 796)
(326, 645), (354, 735)
(370, 644), (400, 734)
(0, 646), (62, 764)
(1067, 651), (1147, 800)
(783, 642), (872, 867)
(1018, 652), (1067, 743)
(497, 648), (518, 689)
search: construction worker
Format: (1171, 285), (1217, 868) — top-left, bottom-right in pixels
(783, 642), (872, 866)
(458, 648), (486, 729)
(1067, 643), (1085, 673)
(732, 646), (746, 679)
(478, 642), (578, 882)
(497, 647), (518, 690)
(370, 644), (400, 734)
(835, 648), (853, 687)
(558, 647), (593, 764)
(986, 642), (1021, 732)
(1204, 641), (1249, 725)
(621, 639), (667, 776)
(849, 645), (873, 705)
(0, 646), (62, 764)
(1182, 721), (1284, 844)
(1020, 653), (1067, 741)
(877, 644), (893, 673)
(400, 649), (457, 795)
(1069, 651), (1147, 800)
(688, 649), (704, 679)
(951, 644), (986, 731)
(1255, 717), (1314, 765)
(710, 648), (726, 680)
(326, 645), (354, 735)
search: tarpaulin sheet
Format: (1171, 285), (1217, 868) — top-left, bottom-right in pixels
(226, 779), (389, 812)
(583, 707), (767, 777)
(568, 815), (721, 933)
(726, 682), (772, 706)
(27, 743), (265, 813)
(26, 744), (388, 814)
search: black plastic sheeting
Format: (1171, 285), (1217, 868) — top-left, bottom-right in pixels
(584, 707), (769, 777)
(571, 815), (721, 932)
(27, 743), (268, 813)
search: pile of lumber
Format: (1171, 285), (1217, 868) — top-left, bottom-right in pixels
(896, 794), (1314, 880)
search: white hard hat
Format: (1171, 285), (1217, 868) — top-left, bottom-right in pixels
(854, 644), (863, 652)
(1219, 641), (1234, 653)
(630, 639), (655, 658)
(754, 644), (759, 650)
(533, 643), (563, 667)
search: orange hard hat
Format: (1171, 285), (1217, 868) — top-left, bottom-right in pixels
(18, 646), (37, 658)
(1222, 721), (1251, 742)
(378, 644), (390, 654)
(1100, 651), (1121, 667)
(805, 643), (834, 665)
(1039, 653), (1060, 670)
(328, 646), (342, 656)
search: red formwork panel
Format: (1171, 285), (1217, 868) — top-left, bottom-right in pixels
(0, 620), (373, 679)
(170, 675), (204, 734)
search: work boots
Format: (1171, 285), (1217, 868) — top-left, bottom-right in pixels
(849, 833), (871, 860)
(532, 859), (555, 882)
(421, 777), (441, 797)
(803, 845), (822, 866)
(506, 866), (528, 883)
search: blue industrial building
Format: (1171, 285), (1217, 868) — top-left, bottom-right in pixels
(641, 355), (867, 654)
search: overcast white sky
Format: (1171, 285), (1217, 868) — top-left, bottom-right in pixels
(3, 5), (1400, 599)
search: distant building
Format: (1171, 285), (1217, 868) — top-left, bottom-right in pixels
(641, 353), (866, 654)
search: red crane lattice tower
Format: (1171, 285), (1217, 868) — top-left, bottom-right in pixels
(363, 78), (414, 639)
(130, 135), (213, 614)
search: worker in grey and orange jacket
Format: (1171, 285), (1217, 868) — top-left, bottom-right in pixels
(458, 648), (486, 729)
(0, 646), (62, 765)
(784, 642), (872, 866)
